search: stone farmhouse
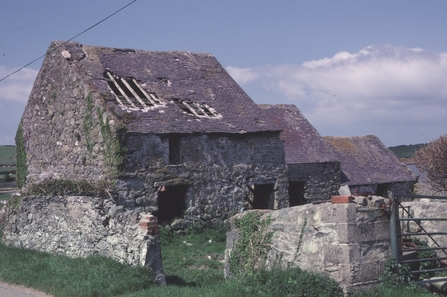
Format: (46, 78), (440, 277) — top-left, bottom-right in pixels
(17, 40), (291, 226)
(259, 104), (340, 204)
(324, 135), (417, 196)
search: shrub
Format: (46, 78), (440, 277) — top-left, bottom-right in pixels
(414, 134), (447, 192)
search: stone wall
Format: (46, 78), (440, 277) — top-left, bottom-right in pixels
(117, 132), (289, 225)
(20, 42), (118, 185)
(224, 201), (391, 293)
(348, 181), (415, 197)
(288, 162), (340, 201)
(401, 201), (447, 251)
(2, 194), (166, 284)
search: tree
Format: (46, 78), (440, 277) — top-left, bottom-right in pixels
(414, 134), (447, 192)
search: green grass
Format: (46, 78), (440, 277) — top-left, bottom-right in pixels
(0, 224), (435, 297)
(0, 194), (10, 201)
(0, 145), (16, 166)
(348, 283), (434, 297)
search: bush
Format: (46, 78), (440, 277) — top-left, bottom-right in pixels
(414, 134), (447, 192)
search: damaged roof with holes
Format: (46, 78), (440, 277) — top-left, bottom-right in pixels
(324, 135), (416, 185)
(58, 41), (279, 134)
(258, 104), (338, 164)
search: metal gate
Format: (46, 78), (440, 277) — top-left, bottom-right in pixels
(390, 192), (447, 285)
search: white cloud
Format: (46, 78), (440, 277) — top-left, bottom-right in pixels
(227, 45), (447, 146)
(0, 66), (37, 145)
(0, 66), (38, 103)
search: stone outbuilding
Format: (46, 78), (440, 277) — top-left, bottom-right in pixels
(259, 104), (340, 204)
(324, 135), (417, 196)
(3, 41), (290, 278)
(16, 40), (290, 226)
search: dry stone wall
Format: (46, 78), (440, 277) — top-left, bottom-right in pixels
(2, 194), (166, 284)
(224, 201), (391, 293)
(401, 201), (447, 251)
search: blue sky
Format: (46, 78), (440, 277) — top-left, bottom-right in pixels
(1, 0), (447, 146)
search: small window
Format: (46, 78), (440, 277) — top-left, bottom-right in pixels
(377, 183), (391, 198)
(169, 138), (181, 164)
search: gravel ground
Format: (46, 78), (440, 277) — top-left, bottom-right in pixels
(0, 281), (53, 297)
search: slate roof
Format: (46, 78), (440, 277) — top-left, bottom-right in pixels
(324, 135), (417, 185)
(258, 104), (337, 164)
(56, 41), (280, 134)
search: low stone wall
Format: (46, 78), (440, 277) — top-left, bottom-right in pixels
(225, 201), (391, 293)
(2, 194), (165, 284)
(401, 201), (447, 250)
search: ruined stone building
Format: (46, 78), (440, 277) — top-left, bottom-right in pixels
(324, 135), (417, 196)
(259, 105), (340, 204)
(17, 40), (290, 225)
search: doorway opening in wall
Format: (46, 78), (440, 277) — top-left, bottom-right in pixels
(288, 182), (306, 206)
(157, 185), (188, 223)
(377, 183), (391, 198)
(251, 184), (275, 209)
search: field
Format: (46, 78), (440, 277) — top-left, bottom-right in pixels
(388, 144), (427, 159)
(0, 145), (16, 184)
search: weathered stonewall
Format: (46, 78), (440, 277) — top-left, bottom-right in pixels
(2, 195), (166, 285)
(225, 200), (391, 293)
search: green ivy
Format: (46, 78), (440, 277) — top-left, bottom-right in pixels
(25, 179), (113, 196)
(7, 194), (23, 210)
(229, 212), (273, 276)
(82, 93), (95, 153)
(96, 106), (125, 182)
(379, 258), (416, 289)
(295, 218), (307, 259)
(15, 120), (27, 188)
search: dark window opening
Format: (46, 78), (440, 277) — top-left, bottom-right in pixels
(288, 182), (306, 206)
(169, 138), (181, 164)
(252, 184), (275, 209)
(377, 183), (391, 198)
(157, 185), (188, 223)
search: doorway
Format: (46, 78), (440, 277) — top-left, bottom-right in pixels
(288, 182), (306, 206)
(157, 185), (188, 223)
(252, 184), (275, 209)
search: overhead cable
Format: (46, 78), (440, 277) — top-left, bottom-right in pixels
(0, 0), (137, 83)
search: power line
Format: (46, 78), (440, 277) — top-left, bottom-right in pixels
(0, 0), (137, 83)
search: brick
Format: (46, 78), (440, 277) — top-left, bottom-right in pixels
(331, 196), (354, 204)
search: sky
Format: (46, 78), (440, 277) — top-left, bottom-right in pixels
(1, 1), (447, 146)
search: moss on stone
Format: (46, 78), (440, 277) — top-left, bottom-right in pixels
(15, 120), (27, 189)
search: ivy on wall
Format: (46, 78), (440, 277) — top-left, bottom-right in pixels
(15, 120), (27, 188)
(229, 212), (273, 276)
(97, 106), (125, 182)
(82, 92), (125, 182)
(26, 179), (111, 196)
(82, 93), (95, 153)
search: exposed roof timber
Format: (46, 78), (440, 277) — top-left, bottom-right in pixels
(105, 71), (136, 108)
